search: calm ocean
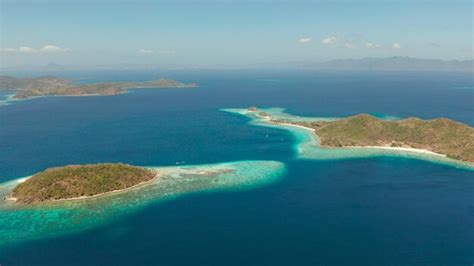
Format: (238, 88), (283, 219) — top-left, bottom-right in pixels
(0, 70), (473, 265)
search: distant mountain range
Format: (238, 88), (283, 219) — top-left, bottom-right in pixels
(1, 57), (473, 72)
(307, 57), (473, 72)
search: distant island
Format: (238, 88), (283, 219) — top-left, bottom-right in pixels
(248, 107), (474, 163)
(308, 57), (473, 72)
(1, 57), (473, 72)
(0, 75), (197, 99)
(249, 57), (473, 72)
(8, 163), (156, 204)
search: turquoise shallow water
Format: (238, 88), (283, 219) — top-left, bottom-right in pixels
(0, 160), (285, 246)
(0, 70), (473, 265)
(0, 92), (16, 106)
(222, 108), (474, 170)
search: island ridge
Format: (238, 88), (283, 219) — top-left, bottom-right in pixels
(0, 75), (197, 99)
(247, 107), (474, 163)
(9, 163), (156, 204)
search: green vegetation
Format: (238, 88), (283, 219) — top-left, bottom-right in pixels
(10, 163), (155, 204)
(286, 114), (474, 163)
(0, 75), (197, 99)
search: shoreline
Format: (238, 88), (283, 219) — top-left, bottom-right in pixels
(5, 84), (197, 102)
(5, 168), (164, 205)
(0, 160), (286, 246)
(280, 120), (446, 157)
(343, 145), (446, 157)
(241, 108), (474, 169)
(249, 110), (455, 160)
(12, 91), (127, 101)
(273, 121), (316, 132)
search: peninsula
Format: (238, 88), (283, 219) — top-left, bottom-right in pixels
(0, 75), (197, 99)
(8, 163), (156, 204)
(247, 107), (474, 163)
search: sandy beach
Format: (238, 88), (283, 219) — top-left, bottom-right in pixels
(345, 146), (446, 157)
(262, 114), (448, 158)
(5, 168), (165, 204)
(274, 122), (316, 132)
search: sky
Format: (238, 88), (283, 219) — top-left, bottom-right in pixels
(0, 0), (472, 68)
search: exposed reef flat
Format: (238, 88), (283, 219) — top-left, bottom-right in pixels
(0, 75), (197, 100)
(221, 107), (474, 170)
(0, 160), (285, 246)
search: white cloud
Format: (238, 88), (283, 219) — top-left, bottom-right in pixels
(138, 48), (153, 54)
(2, 45), (70, 54)
(321, 36), (337, 45)
(2, 48), (17, 53)
(298, 37), (312, 43)
(365, 42), (381, 49)
(40, 45), (70, 52)
(392, 43), (402, 49)
(344, 43), (356, 49)
(19, 46), (37, 53)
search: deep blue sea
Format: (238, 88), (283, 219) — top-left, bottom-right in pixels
(0, 70), (473, 265)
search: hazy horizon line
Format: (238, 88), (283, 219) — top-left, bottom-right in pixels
(2, 56), (473, 71)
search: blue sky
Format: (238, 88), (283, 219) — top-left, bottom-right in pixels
(1, 0), (472, 67)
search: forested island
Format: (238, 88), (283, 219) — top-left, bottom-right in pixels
(0, 75), (197, 99)
(8, 163), (156, 204)
(248, 108), (474, 163)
